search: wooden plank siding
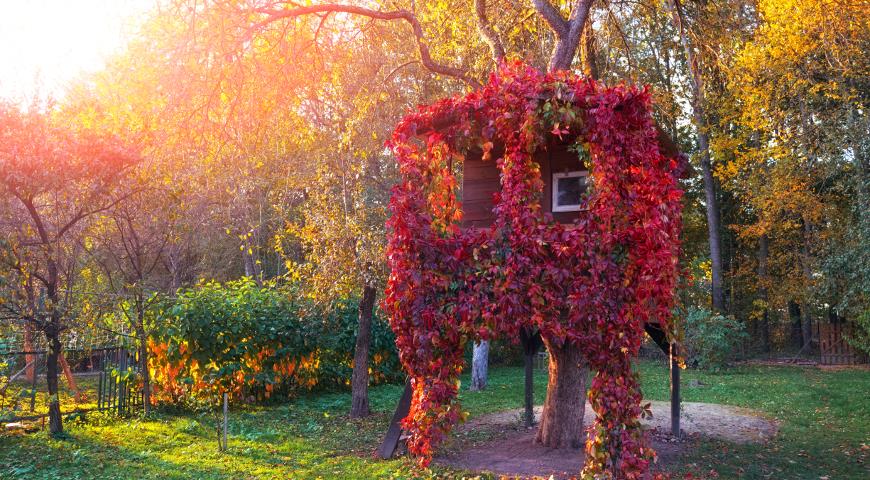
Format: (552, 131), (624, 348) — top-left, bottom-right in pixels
(460, 138), (587, 228)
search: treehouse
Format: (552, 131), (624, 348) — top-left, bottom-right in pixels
(381, 66), (687, 471)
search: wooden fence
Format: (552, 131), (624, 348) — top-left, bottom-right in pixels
(97, 349), (143, 415)
(818, 323), (867, 365)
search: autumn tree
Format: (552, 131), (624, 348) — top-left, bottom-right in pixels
(0, 100), (138, 433)
(717, 0), (869, 350)
(82, 179), (179, 414)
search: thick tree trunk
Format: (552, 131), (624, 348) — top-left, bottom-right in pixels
(542, 0), (595, 72)
(350, 284), (376, 418)
(45, 330), (63, 435)
(535, 339), (587, 449)
(470, 340), (489, 391)
(701, 149), (726, 313)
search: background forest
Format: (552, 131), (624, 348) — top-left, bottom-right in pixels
(1, 0), (868, 436)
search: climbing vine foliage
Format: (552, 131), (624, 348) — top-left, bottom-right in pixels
(384, 62), (683, 478)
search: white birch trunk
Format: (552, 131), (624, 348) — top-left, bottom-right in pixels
(470, 340), (489, 391)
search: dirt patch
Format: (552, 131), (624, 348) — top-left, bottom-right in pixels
(436, 401), (777, 479)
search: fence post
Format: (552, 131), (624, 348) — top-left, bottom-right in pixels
(97, 370), (103, 411)
(670, 343), (681, 438)
(222, 393), (228, 452)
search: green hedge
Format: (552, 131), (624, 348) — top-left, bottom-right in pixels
(150, 278), (402, 404)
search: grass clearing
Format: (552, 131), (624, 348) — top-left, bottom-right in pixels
(1, 360), (867, 479)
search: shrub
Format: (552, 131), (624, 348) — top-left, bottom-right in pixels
(682, 307), (747, 371)
(846, 309), (870, 355)
(149, 278), (401, 405)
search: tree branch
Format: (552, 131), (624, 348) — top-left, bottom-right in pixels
(252, 3), (482, 88)
(531, 0), (569, 37)
(532, 0), (596, 71)
(475, 0), (506, 62)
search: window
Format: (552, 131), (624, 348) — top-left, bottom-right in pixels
(552, 171), (588, 212)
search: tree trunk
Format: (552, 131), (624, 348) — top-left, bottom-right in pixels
(23, 323), (36, 383)
(470, 340), (489, 391)
(137, 323), (151, 415)
(789, 301), (804, 349)
(59, 354), (81, 403)
(758, 235), (771, 353)
(520, 327), (542, 427)
(544, 0), (594, 72)
(800, 220), (814, 351)
(801, 309), (813, 352)
(242, 236), (263, 287)
(45, 330), (63, 435)
(535, 338), (587, 449)
(350, 284), (376, 418)
(668, 0), (726, 314)
(523, 348), (535, 427)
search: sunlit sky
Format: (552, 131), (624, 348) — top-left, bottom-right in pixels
(0, 0), (155, 100)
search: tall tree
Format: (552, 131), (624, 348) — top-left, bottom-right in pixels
(83, 182), (177, 415)
(718, 0), (869, 349)
(667, 0), (726, 313)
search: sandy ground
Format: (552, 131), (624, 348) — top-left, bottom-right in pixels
(436, 400), (777, 479)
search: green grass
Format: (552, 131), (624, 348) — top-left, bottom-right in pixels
(635, 362), (870, 479)
(2, 374), (99, 418)
(1, 361), (868, 479)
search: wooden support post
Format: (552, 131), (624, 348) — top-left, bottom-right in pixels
(670, 343), (680, 438)
(98, 370), (104, 410)
(222, 393), (228, 452)
(377, 378), (413, 459)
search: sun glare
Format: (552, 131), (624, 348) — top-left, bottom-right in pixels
(0, 0), (154, 100)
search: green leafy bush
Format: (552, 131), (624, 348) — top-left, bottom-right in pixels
(683, 307), (747, 371)
(149, 278), (401, 405)
(845, 309), (870, 355)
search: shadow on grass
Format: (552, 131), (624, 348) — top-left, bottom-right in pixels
(0, 430), (236, 479)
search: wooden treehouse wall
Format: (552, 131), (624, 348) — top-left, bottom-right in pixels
(460, 139), (587, 228)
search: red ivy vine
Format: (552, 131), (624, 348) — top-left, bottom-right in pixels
(384, 62), (683, 479)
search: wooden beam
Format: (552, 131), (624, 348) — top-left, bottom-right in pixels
(377, 378), (413, 459)
(645, 323), (680, 436)
(670, 343), (681, 437)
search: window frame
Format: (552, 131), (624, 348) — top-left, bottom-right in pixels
(551, 170), (588, 212)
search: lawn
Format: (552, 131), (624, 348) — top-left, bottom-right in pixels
(1, 360), (867, 479)
(1, 374), (100, 419)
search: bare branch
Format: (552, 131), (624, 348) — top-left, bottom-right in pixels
(475, 0), (506, 62)
(384, 60), (420, 82)
(252, 3), (483, 88)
